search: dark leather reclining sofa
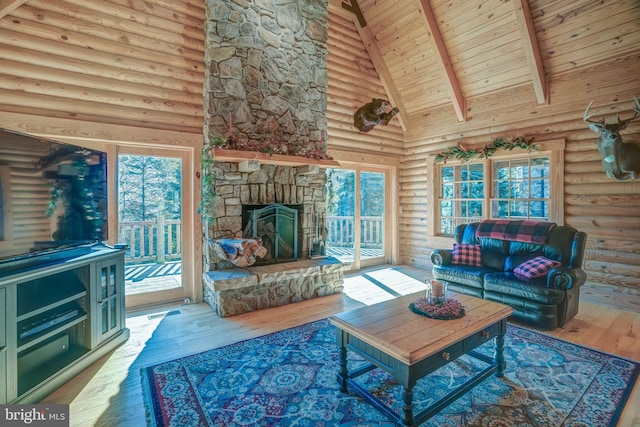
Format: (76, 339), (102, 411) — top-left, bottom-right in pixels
(431, 221), (587, 330)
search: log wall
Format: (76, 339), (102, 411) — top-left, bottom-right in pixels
(0, 133), (52, 258)
(0, 0), (205, 144)
(326, 2), (404, 158)
(401, 53), (640, 298)
(0, 0), (205, 303)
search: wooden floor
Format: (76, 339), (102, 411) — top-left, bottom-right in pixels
(42, 265), (640, 427)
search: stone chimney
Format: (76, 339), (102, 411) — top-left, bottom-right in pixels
(202, 0), (331, 270)
(203, 0), (328, 151)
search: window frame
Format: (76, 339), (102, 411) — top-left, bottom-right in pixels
(429, 139), (565, 238)
(438, 161), (486, 235)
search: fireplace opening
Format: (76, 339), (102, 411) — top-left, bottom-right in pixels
(242, 204), (302, 265)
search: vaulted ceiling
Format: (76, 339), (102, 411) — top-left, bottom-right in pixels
(333, 0), (640, 133)
(0, 0), (638, 145)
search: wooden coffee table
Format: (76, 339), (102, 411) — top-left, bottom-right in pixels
(329, 292), (514, 426)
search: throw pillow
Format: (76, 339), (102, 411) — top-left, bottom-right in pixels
(514, 256), (561, 279)
(452, 243), (482, 267)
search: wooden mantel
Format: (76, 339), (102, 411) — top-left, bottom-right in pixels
(213, 149), (340, 168)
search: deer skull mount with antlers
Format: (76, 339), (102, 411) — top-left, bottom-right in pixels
(584, 97), (640, 181)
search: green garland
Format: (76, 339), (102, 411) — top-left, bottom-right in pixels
(434, 136), (537, 163)
(199, 133), (223, 224)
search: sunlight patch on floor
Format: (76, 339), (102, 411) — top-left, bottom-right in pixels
(343, 267), (427, 305)
(365, 268), (427, 293)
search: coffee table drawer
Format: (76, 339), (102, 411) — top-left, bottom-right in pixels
(421, 340), (464, 370)
(416, 322), (501, 375)
(462, 322), (502, 351)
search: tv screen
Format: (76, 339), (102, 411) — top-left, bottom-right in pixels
(0, 129), (108, 267)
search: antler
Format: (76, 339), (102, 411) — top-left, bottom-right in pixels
(617, 96), (640, 127)
(584, 97), (640, 130)
(583, 100), (605, 129)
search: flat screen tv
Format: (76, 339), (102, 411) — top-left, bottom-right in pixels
(0, 129), (108, 273)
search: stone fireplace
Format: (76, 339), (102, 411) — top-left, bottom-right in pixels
(201, 161), (349, 317)
(204, 161), (326, 267)
(201, 0), (349, 317)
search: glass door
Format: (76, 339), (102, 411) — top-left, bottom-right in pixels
(360, 171), (385, 264)
(117, 150), (184, 307)
(326, 169), (356, 263)
(94, 257), (124, 344)
(326, 168), (388, 269)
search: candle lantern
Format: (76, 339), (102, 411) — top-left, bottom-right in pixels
(426, 280), (447, 305)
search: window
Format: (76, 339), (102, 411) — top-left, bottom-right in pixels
(491, 157), (550, 220)
(434, 141), (563, 236)
(439, 163), (484, 235)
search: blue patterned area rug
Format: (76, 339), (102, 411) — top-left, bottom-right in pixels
(141, 319), (638, 426)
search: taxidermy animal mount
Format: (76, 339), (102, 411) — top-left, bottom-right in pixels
(353, 98), (399, 132)
(584, 97), (640, 180)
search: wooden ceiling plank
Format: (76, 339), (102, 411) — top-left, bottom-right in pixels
(528, 0), (625, 33)
(513, 0), (548, 104)
(376, 25), (427, 49)
(458, 48), (528, 80)
(437, 0), (514, 37)
(416, 0), (466, 122)
(545, 33), (640, 74)
(387, 50), (438, 74)
(445, 15), (518, 56)
(0, 0), (27, 18)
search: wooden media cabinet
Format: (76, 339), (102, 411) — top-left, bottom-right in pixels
(0, 246), (129, 403)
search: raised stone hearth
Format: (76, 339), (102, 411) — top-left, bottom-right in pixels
(203, 257), (350, 317)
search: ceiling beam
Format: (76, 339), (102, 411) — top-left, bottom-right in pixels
(416, 0), (466, 122)
(513, 0), (549, 104)
(0, 0), (28, 19)
(341, 0), (366, 28)
(339, 0), (409, 131)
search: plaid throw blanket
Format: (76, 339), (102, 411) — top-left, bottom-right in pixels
(476, 219), (555, 244)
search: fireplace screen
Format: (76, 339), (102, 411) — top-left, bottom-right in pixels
(243, 204), (299, 264)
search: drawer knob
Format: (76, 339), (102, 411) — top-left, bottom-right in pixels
(481, 331), (490, 339)
(442, 352), (450, 360)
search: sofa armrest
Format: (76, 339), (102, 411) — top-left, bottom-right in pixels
(546, 266), (588, 290)
(431, 249), (453, 266)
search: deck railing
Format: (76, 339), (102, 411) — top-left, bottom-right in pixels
(118, 217), (182, 263)
(325, 215), (384, 248)
(118, 215), (383, 263)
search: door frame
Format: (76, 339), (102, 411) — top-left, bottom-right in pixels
(326, 152), (400, 270)
(358, 167), (392, 269)
(115, 145), (197, 308)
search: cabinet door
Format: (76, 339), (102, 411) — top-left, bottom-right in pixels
(93, 256), (125, 345)
(0, 287), (6, 403)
